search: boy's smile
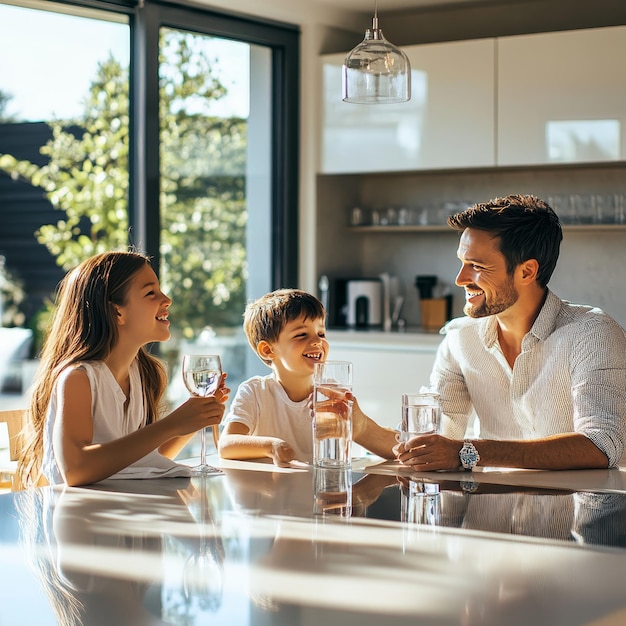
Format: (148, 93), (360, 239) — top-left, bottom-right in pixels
(303, 349), (324, 362)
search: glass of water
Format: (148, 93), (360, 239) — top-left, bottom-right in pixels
(400, 391), (441, 443)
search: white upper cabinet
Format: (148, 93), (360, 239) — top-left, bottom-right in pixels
(497, 26), (626, 167)
(320, 38), (496, 173)
(321, 26), (626, 174)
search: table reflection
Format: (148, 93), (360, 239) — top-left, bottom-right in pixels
(15, 479), (195, 625)
(359, 476), (626, 549)
(400, 480), (441, 526)
(15, 477), (242, 625)
(10, 463), (626, 626)
(313, 467), (352, 518)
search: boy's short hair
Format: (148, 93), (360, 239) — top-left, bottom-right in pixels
(243, 289), (326, 363)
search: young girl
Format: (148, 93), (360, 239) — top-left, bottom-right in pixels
(15, 250), (229, 488)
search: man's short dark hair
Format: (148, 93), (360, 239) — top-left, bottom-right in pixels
(447, 194), (562, 287)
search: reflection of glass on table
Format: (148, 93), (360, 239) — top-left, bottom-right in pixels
(313, 466), (353, 518)
(183, 477), (225, 613)
(401, 480), (441, 526)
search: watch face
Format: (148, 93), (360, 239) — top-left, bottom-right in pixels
(460, 443), (479, 468)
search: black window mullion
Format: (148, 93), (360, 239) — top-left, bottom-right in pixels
(271, 41), (300, 289)
(129, 1), (162, 271)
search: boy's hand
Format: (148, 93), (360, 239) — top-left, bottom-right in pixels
(348, 393), (368, 440)
(313, 396), (353, 440)
(270, 440), (296, 467)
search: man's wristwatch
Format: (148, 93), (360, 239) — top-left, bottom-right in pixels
(459, 440), (480, 471)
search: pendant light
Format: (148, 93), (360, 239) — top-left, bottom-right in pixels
(342, 1), (411, 104)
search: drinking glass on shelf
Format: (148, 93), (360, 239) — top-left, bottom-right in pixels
(613, 193), (625, 224)
(182, 354), (223, 476)
(349, 206), (364, 226)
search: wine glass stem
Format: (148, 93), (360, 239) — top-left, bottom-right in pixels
(200, 427), (207, 467)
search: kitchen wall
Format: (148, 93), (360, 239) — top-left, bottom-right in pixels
(317, 165), (626, 329)
(197, 3), (626, 319)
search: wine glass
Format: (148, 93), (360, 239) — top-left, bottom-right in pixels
(182, 354), (223, 475)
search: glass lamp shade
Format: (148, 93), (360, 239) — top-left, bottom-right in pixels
(342, 26), (411, 104)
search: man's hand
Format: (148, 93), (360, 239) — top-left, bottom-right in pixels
(394, 433), (463, 471)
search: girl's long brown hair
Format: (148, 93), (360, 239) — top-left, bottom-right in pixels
(15, 251), (168, 489)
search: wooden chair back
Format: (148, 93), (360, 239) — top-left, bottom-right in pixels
(0, 409), (25, 462)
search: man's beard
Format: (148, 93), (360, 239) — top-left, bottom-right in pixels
(463, 277), (518, 318)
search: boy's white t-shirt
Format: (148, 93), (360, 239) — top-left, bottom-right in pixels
(223, 373), (314, 462)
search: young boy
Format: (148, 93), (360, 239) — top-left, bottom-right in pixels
(218, 288), (396, 466)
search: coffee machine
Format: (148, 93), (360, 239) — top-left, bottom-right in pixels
(345, 278), (383, 328)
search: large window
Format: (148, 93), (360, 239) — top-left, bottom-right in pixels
(0, 1), (131, 408)
(0, 0), (299, 428)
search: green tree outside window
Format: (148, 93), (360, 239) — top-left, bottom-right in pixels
(0, 31), (247, 339)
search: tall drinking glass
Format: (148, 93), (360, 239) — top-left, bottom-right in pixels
(182, 354), (223, 476)
(400, 391), (441, 442)
(312, 360), (353, 468)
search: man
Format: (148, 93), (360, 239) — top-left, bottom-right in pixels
(397, 194), (626, 471)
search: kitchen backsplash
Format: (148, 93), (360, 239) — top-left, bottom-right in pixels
(317, 164), (626, 329)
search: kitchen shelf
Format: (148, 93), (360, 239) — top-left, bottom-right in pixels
(348, 225), (451, 233)
(348, 224), (626, 233)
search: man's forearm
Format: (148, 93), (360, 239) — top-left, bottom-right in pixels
(473, 433), (609, 470)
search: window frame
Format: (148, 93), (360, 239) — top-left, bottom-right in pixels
(10, 0), (300, 289)
(131, 1), (300, 290)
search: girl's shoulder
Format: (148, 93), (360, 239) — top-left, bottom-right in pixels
(56, 362), (91, 396)
(57, 360), (105, 385)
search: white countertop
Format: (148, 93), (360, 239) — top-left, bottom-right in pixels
(2, 457), (626, 625)
(327, 328), (444, 351)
